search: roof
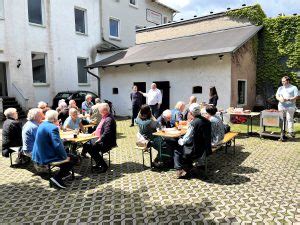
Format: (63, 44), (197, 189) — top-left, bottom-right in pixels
(136, 5), (254, 32)
(152, 0), (179, 13)
(86, 25), (262, 69)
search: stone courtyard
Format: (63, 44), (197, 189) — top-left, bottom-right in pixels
(0, 119), (299, 224)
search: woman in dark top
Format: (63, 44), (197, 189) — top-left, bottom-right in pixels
(209, 86), (219, 107)
(2, 108), (22, 157)
(135, 105), (162, 152)
(130, 85), (143, 127)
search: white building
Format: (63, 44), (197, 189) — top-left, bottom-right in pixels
(0, 0), (175, 114)
(87, 8), (262, 116)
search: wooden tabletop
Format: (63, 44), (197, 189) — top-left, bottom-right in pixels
(153, 128), (187, 138)
(60, 131), (97, 143)
(83, 123), (97, 129)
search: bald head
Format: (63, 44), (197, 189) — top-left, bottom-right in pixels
(151, 83), (157, 90)
(189, 96), (197, 104)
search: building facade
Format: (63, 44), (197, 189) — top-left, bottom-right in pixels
(88, 8), (261, 116)
(0, 0), (175, 111)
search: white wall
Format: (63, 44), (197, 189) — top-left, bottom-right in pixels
(0, 0), (173, 109)
(100, 54), (232, 116)
(102, 0), (174, 47)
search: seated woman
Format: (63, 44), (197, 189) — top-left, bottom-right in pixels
(56, 99), (69, 125)
(135, 105), (165, 164)
(2, 108), (22, 158)
(63, 108), (84, 131)
(205, 105), (225, 146)
(171, 101), (185, 127)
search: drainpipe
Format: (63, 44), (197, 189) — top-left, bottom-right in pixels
(87, 69), (101, 99)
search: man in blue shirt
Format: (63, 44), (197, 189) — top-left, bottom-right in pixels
(22, 108), (44, 157)
(276, 76), (299, 138)
(32, 110), (74, 189)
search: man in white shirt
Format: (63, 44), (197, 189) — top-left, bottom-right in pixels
(276, 75), (299, 138)
(140, 83), (162, 118)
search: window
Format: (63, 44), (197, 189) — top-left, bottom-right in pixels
(28, 0), (43, 25)
(109, 18), (120, 38)
(113, 88), (118, 94)
(32, 53), (47, 83)
(129, 0), (137, 6)
(238, 80), (247, 105)
(193, 86), (202, 94)
(75, 8), (87, 34)
(77, 58), (88, 84)
(0, 0), (4, 19)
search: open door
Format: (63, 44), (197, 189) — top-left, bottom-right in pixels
(153, 81), (170, 114)
(133, 82), (146, 105)
(0, 63), (8, 97)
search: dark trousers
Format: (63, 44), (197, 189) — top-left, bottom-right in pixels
(86, 142), (110, 168)
(55, 154), (76, 180)
(174, 146), (193, 170)
(150, 104), (159, 118)
(131, 105), (140, 125)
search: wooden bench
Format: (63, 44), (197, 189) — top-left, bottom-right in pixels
(205, 132), (239, 176)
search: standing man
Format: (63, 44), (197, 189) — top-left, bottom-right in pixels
(140, 83), (162, 118)
(130, 85), (143, 127)
(276, 75), (299, 138)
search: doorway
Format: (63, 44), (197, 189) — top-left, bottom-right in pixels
(153, 81), (170, 113)
(0, 63), (8, 96)
(133, 82), (146, 105)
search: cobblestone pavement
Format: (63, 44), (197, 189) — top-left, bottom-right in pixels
(0, 119), (299, 224)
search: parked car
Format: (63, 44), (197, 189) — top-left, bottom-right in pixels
(52, 90), (98, 109)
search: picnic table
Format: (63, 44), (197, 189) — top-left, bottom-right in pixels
(60, 131), (97, 143)
(226, 112), (260, 135)
(153, 127), (187, 160)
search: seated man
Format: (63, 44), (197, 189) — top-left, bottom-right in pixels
(2, 108), (22, 158)
(63, 108), (84, 131)
(171, 101), (185, 127)
(157, 109), (172, 128)
(90, 98), (102, 126)
(32, 110), (75, 189)
(22, 108), (44, 158)
(86, 103), (117, 173)
(81, 94), (94, 115)
(205, 105), (225, 146)
(175, 103), (212, 178)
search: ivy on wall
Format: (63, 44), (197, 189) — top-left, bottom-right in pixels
(227, 4), (300, 97)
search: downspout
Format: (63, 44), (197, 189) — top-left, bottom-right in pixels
(87, 69), (101, 99)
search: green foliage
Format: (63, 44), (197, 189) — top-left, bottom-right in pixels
(226, 5), (300, 97)
(226, 4), (266, 25)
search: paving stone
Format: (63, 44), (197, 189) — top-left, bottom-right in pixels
(0, 119), (299, 223)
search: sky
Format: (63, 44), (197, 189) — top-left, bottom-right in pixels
(160, 0), (300, 20)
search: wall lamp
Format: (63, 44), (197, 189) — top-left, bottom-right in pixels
(17, 59), (21, 68)
(219, 54), (224, 61)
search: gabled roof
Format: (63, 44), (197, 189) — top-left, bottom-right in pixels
(86, 25), (262, 69)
